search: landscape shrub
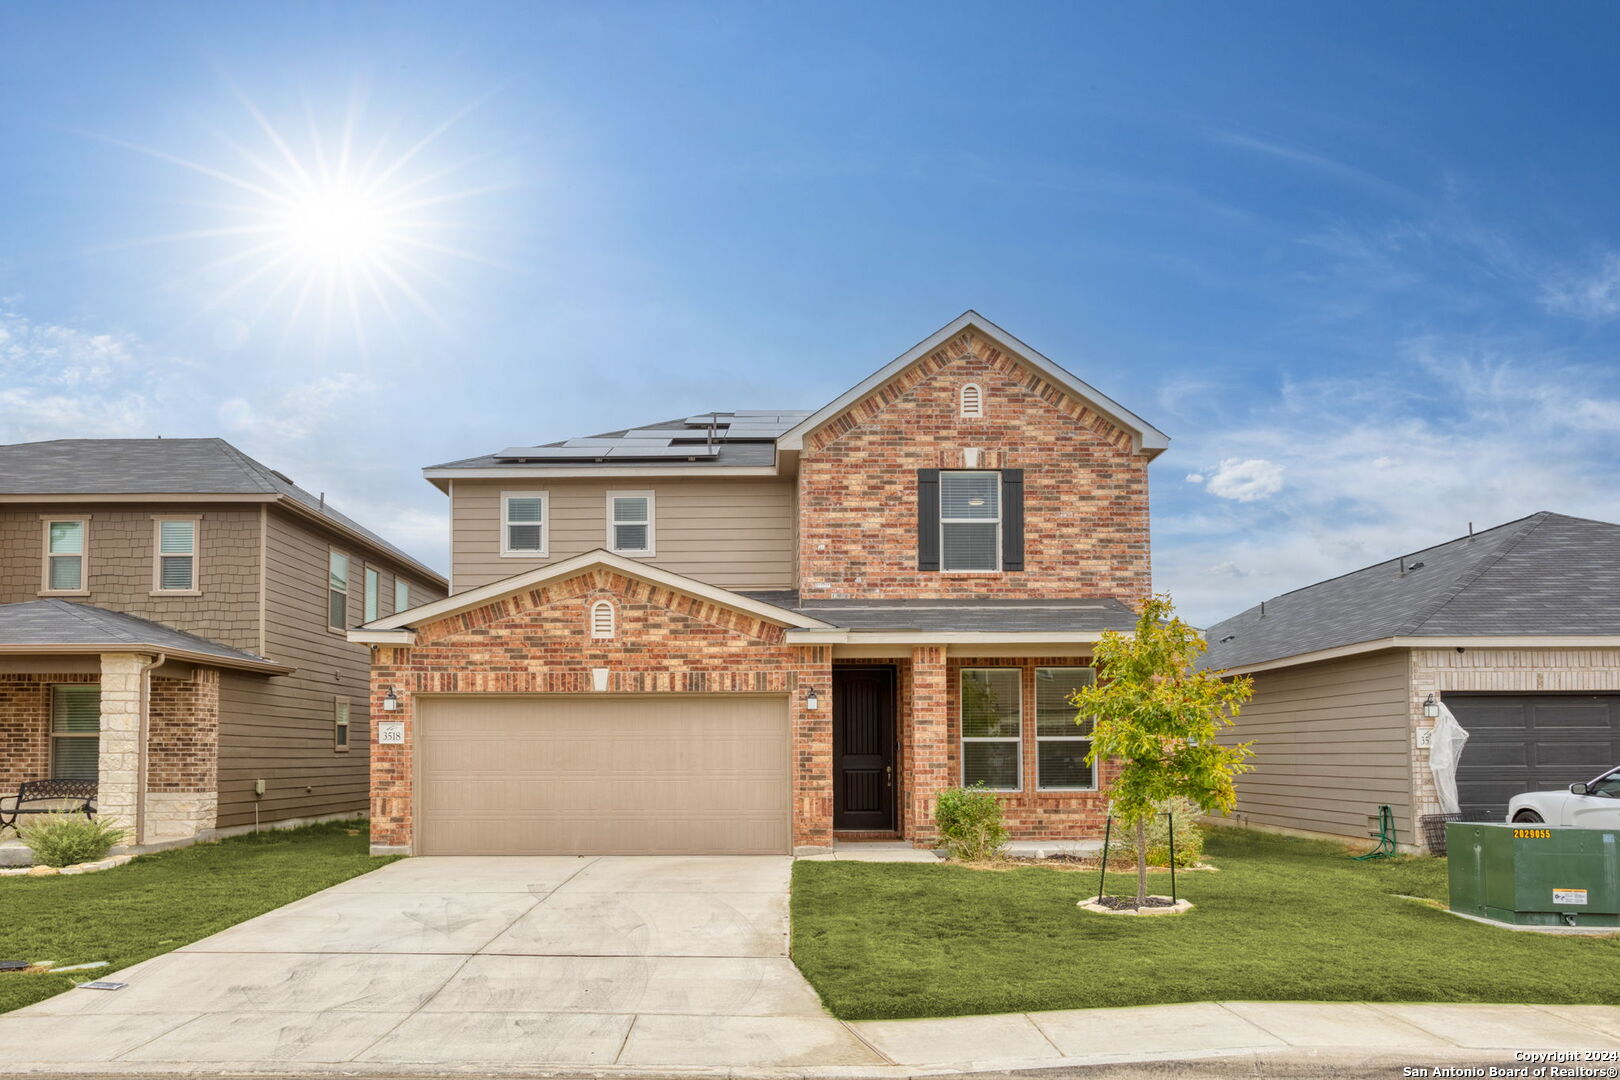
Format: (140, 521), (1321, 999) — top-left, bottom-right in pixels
(17, 813), (128, 868)
(1106, 796), (1205, 868)
(934, 783), (1008, 861)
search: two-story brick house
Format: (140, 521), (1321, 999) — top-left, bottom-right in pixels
(0, 439), (445, 850)
(353, 312), (1168, 855)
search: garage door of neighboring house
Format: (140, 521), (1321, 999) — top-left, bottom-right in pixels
(1446, 693), (1620, 821)
(415, 695), (791, 855)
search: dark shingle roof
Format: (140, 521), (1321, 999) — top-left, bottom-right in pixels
(739, 593), (1140, 633)
(0, 600), (288, 672)
(1200, 512), (1620, 670)
(429, 412), (807, 471)
(0, 438), (441, 582)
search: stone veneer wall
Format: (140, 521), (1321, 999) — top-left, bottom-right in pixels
(95, 653), (147, 836)
(797, 327), (1153, 600)
(1411, 647), (1620, 820)
(369, 568), (833, 853)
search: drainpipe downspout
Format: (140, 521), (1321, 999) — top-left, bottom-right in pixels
(134, 652), (166, 848)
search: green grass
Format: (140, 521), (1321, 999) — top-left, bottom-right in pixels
(0, 820), (395, 1015)
(790, 826), (1620, 1020)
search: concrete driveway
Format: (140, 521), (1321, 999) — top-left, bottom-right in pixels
(0, 854), (885, 1070)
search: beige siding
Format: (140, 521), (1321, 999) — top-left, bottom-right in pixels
(214, 507), (446, 828)
(1222, 650), (1416, 843)
(0, 505), (261, 652)
(451, 478), (795, 592)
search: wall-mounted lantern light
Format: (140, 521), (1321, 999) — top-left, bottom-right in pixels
(382, 687), (399, 712)
(805, 687), (819, 711)
(1422, 693), (1439, 719)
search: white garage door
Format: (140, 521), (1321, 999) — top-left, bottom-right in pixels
(415, 695), (791, 855)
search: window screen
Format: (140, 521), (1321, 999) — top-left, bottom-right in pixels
(504, 495), (546, 553)
(156, 520), (196, 591)
(610, 494), (652, 553)
(961, 667), (1021, 789)
(51, 684), (101, 781)
(940, 472), (1000, 571)
(1036, 667), (1097, 789)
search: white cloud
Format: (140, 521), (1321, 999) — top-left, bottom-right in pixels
(1541, 253), (1620, 321)
(1156, 336), (1620, 627)
(218, 373), (374, 441)
(1185, 472), (1205, 483)
(1203, 458), (1283, 502)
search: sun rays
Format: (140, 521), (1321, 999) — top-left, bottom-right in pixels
(96, 85), (501, 354)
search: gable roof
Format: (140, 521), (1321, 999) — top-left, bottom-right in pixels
(352, 549), (838, 642)
(422, 312), (1169, 484)
(1200, 512), (1620, 671)
(0, 599), (293, 674)
(0, 438), (444, 585)
(776, 311), (1170, 457)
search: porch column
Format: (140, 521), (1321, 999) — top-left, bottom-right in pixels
(906, 645), (950, 846)
(790, 645), (834, 853)
(96, 652), (149, 841)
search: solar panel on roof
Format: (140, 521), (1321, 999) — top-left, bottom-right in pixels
(603, 446), (721, 459)
(560, 437), (676, 447)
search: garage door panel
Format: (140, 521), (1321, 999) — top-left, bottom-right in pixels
(416, 695), (790, 855)
(1448, 693), (1620, 821)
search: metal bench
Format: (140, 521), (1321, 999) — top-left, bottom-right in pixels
(0, 779), (97, 834)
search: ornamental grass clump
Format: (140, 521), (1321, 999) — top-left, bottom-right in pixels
(17, 813), (128, 868)
(935, 783), (1008, 861)
(1108, 796), (1206, 869)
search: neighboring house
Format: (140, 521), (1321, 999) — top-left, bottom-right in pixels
(353, 311), (1169, 856)
(0, 439), (446, 848)
(1201, 512), (1620, 850)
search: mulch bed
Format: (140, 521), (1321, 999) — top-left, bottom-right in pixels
(1090, 894), (1181, 910)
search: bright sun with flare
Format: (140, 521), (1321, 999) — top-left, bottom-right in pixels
(114, 90), (494, 351)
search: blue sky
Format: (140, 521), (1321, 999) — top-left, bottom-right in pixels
(4, 2), (1620, 624)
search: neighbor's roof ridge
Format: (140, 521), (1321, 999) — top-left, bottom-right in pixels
(1400, 512), (1548, 636)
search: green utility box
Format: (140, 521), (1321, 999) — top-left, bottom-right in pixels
(1448, 822), (1620, 928)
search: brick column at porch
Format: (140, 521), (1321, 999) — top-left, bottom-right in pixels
(791, 644), (834, 852)
(96, 652), (148, 840)
(904, 645), (950, 846)
(145, 669), (220, 843)
(369, 646), (413, 855)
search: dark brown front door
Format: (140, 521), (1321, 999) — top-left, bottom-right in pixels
(833, 666), (896, 830)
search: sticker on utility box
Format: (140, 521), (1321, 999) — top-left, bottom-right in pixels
(376, 722), (405, 745)
(1553, 888), (1589, 906)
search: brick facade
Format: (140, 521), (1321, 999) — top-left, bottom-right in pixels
(798, 327), (1152, 600)
(368, 568), (833, 852)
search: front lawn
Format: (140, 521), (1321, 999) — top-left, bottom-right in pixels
(0, 820), (394, 1015)
(791, 826), (1620, 1020)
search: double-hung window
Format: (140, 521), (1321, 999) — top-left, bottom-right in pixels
(940, 472), (1000, 571)
(334, 698), (350, 751)
(364, 567), (380, 623)
(394, 578), (410, 614)
(153, 518), (198, 592)
(43, 519), (87, 593)
(1036, 667), (1097, 790)
(328, 551), (350, 630)
(501, 492), (548, 556)
(51, 684), (101, 781)
(607, 491), (654, 555)
(961, 667), (1021, 790)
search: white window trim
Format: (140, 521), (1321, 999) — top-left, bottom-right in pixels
(606, 490), (656, 556)
(500, 490), (550, 557)
(960, 667), (1022, 792)
(960, 382), (984, 418)
(150, 515), (202, 596)
(589, 599), (616, 639)
(940, 470), (1002, 574)
(364, 566), (380, 623)
(327, 549), (350, 633)
(334, 697), (351, 752)
(1036, 666), (1098, 792)
(50, 683), (101, 780)
(39, 516), (90, 596)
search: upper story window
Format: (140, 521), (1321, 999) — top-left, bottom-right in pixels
(1036, 667), (1097, 790)
(607, 491), (655, 555)
(502, 491), (548, 556)
(42, 518), (88, 594)
(590, 599), (616, 638)
(364, 567), (380, 623)
(328, 550), (350, 630)
(153, 518), (198, 593)
(960, 383), (984, 418)
(394, 578), (410, 614)
(940, 471), (1001, 571)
